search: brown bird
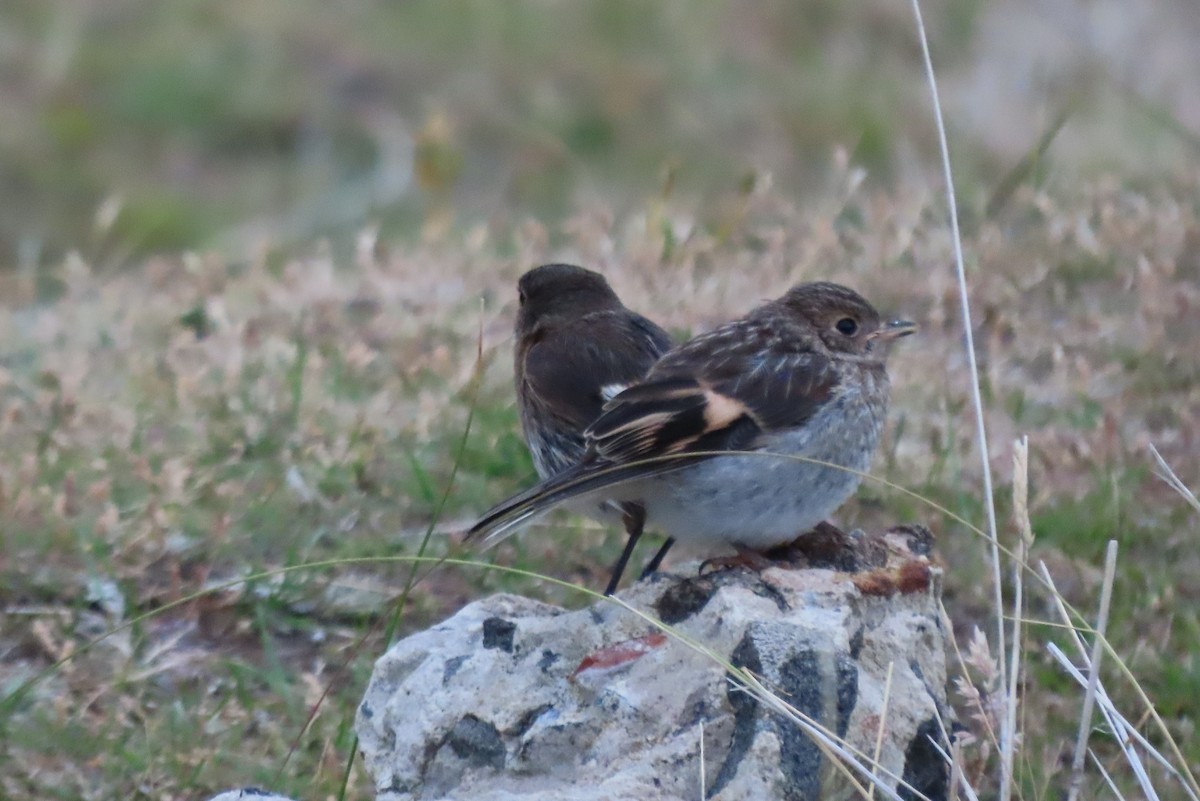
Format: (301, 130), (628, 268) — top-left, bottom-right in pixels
(512, 263), (674, 594)
(471, 281), (915, 564)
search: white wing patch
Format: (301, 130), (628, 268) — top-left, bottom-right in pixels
(600, 383), (628, 402)
(702, 389), (749, 430)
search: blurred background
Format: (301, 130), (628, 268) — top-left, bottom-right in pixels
(3, 2), (1200, 798)
(2, 0), (1199, 270)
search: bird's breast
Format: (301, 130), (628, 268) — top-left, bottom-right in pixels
(628, 385), (889, 550)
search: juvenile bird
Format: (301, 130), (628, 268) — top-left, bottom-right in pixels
(512, 263), (674, 594)
(471, 281), (915, 562)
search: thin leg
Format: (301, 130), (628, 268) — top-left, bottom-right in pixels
(639, 537), (675, 579)
(604, 504), (646, 596)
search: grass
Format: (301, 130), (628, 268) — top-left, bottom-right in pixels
(2, 2), (1200, 799)
(2, 171), (1199, 798)
(2, 0), (1197, 267)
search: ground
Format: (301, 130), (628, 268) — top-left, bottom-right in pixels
(1, 2), (1199, 799)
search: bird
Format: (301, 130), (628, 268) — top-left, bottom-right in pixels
(469, 281), (915, 566)
(511, 263), (675, 594)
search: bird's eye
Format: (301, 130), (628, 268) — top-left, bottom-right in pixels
(835, 317), (858, 336)
(518, 290), (526, 306)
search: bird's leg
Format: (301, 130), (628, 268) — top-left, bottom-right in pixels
(604, 504), (647, 596)
(698, 544), (773, 575)
(639, 537), (675, 579)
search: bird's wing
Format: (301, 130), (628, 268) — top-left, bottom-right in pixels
(466, 317), (837, 549)
(520, 309), (672, 432)
(587, 317), (837, 463)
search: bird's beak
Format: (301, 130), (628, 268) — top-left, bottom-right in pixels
(871, 320), (917, 342)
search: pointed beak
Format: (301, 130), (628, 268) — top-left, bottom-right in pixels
(872, 319), (917, 342)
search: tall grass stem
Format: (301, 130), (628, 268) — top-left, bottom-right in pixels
(908, 1), (1009, 794)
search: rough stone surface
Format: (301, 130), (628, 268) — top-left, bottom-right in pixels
(356, 527), (949, 801)
(205, 790), (297, 801)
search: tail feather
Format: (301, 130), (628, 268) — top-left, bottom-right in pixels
(465, 457), (690, 550)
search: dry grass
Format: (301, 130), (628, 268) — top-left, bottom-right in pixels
(3, 3), (1200, 799)
(1, 162), (1199, 797)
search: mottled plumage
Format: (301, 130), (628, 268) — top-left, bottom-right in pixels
(512, 264), (674, 593)
(471, 281), (915, 559)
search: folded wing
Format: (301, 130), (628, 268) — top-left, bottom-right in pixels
(468, 314), (839, 548)
(521, 310), (672, 433)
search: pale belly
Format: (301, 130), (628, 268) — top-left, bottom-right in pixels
(619, 396), (884, 550)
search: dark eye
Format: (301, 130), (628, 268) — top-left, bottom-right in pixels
(835, 317), (858, 336)
(518, 290), (526, 306)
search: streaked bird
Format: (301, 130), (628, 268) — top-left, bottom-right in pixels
(512, 263), (674, 594)
(471, 281), (915, 567)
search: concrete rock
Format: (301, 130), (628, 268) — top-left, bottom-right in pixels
(205, 790), (297, 801)
(356, 528), (949, 801)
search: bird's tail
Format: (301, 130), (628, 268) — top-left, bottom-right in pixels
(465, 458), (680, 550)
